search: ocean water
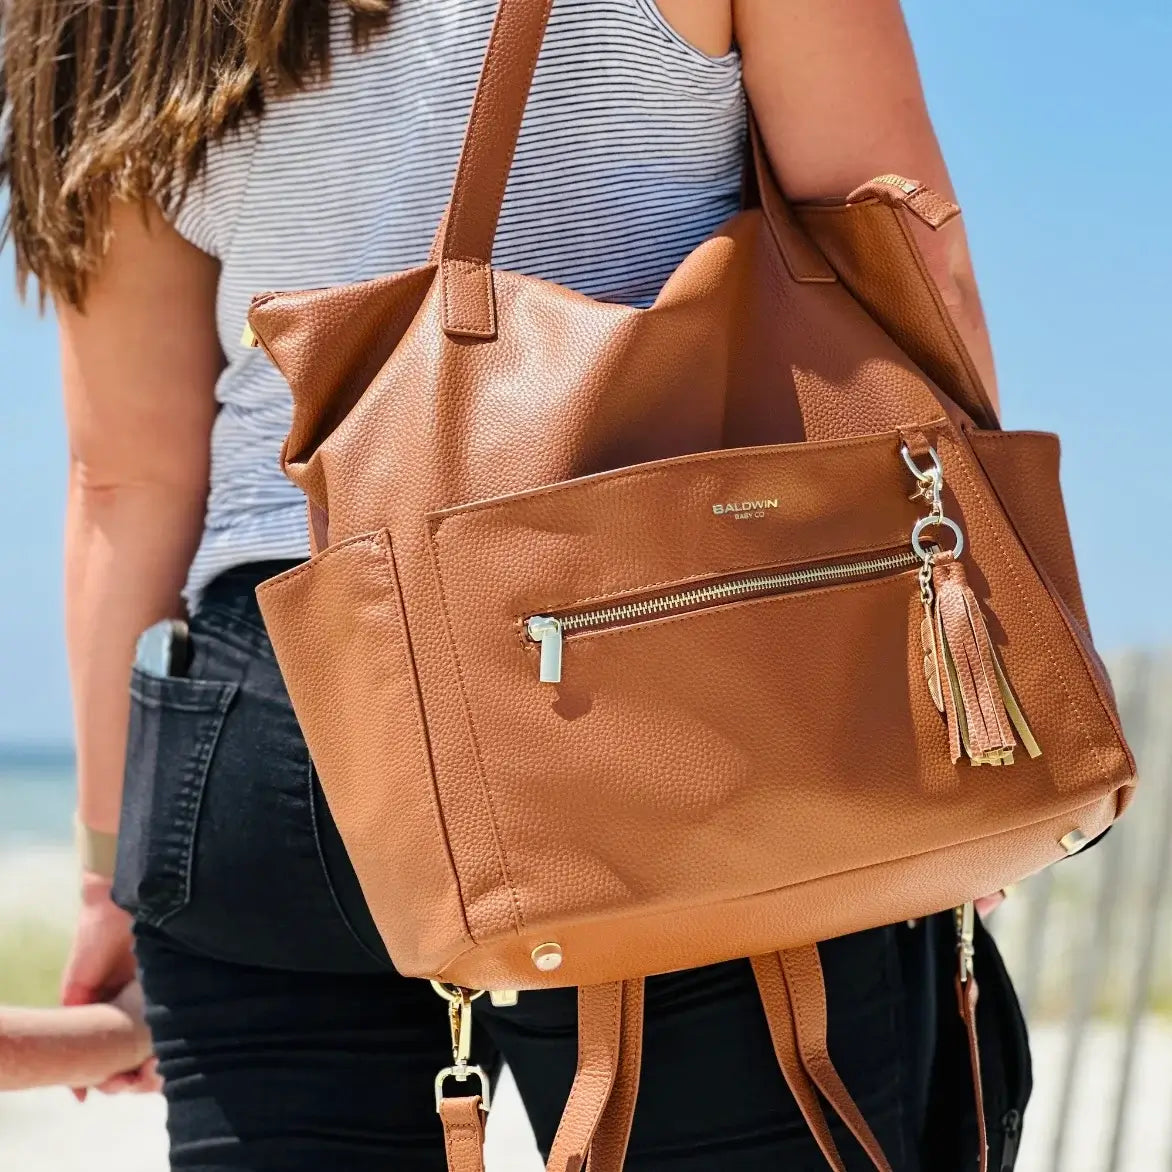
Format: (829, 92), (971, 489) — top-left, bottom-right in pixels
(0, 758), (75, 848)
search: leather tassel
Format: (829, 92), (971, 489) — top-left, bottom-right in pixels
(930, 554), (1041, 767)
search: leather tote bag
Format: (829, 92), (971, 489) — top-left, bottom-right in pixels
(246, 1), (1136, 1167)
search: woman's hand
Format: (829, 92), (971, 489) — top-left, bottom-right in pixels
(974, 891), (1007, 919)
(60, 873), (159, 1098)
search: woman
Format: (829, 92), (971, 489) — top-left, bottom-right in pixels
(2, 0), (1015, 1167)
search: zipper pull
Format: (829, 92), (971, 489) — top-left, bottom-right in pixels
(526, 616), (563, 684)
(999, 1109), (1022, 1171)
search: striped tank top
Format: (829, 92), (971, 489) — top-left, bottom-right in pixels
(176, 0), (745, 603)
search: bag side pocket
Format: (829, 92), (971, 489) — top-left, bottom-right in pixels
(112, 668), (237, 926)
(255, 529), (470, 976)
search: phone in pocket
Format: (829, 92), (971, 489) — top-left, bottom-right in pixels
(134, 619), (191, 678)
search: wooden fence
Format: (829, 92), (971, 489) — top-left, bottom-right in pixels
(990, 649), (1172, 1172)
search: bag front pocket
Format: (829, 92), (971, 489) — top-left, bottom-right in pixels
(425, 432), (1099, 936)
(112, 669), (237, 926)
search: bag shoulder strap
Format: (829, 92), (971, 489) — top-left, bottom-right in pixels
(794, 179), (1001, 429)
(753, 947), (894, 1171)
(435, 0), (552, 338)
(432, 0), (847, 338)
(436, 979), (643, 1172)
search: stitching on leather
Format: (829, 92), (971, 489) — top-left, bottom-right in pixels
(442, 260), (494, 337)
(564, 566), (918, 646)
(260, 527), (477, 949)
(377, 533), (477, 949)
(966, 429), (1059, 447)
(965, 431), (1092, 631)
(441, 1107), (480, 1172)
(443, 0), (551, 266)
(425, 532), (527, 934)
(427, 427), (944, 530)
(944, 436), (1098, 761)
(889, 208), (996, 425)
(256, 531), (381, 590)
(479, 0), (551, 252)
(607, 791), (1120, 936)
(553, 986), (620, 1166)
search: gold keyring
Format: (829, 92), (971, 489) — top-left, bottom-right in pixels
(429, 980), (486, 1005)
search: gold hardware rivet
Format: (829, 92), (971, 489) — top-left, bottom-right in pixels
(531, 943), (564, 972)
(1060, 829), (1091, 856)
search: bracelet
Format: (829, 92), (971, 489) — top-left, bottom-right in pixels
(74, 813), (118, 881)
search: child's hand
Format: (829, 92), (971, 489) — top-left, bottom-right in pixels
(0, 980), (156, 1094)
(60, 871), (142, 1100)
(89, 981), (161, 1095)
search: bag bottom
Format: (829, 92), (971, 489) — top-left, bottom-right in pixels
(430, 789), (1120, 989)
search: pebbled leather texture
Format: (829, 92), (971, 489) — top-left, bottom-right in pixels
(796, 190), (998, 430)
(251, 0), (1134, 992)
(964, 429), (1091, 635)
(248, 12), (1136, 1171)
(248, 0), (1137, 1165)
(439, 1097), (487, 1172)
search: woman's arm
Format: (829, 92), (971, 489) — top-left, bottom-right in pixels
(56, 201), (220, 1055)
(734, 0), (1000, 410)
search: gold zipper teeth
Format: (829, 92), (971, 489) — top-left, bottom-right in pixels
(558, 549), (918, 633)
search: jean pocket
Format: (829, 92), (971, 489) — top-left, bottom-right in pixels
(112, 667), (237, 926)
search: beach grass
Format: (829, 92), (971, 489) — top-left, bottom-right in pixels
(0, 920), (70, 1007)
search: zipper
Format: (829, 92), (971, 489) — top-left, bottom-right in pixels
(999, 1109), (1022, 1171)
(524, 547), (919, 684)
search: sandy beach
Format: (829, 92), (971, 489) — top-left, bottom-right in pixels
(3, 841), (1172, 1171)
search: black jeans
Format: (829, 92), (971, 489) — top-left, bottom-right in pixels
(113, 562), (1016, 1171)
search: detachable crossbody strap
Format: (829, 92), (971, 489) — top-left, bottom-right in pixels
(437, 942), (985, 1172)
(438, 1096), (488, 1172)
(437, 980), (643, 1172)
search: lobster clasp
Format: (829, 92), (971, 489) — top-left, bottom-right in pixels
(430, 981), (491, 1113)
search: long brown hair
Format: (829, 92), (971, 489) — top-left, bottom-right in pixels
(1, 0), (391, 306)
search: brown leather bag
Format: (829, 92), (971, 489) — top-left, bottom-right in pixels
(246, 2), (1136, 1168)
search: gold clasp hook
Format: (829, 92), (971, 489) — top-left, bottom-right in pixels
(430, 981), (491, 1113)
(954, 901), (976, 985)
(901, 444), (965, 570)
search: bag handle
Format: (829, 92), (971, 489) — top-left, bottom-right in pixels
(435, 0), (553, 339)
(431, 0), (860, 335)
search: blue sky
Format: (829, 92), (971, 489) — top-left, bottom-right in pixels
(1, 0), (1169, 745)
